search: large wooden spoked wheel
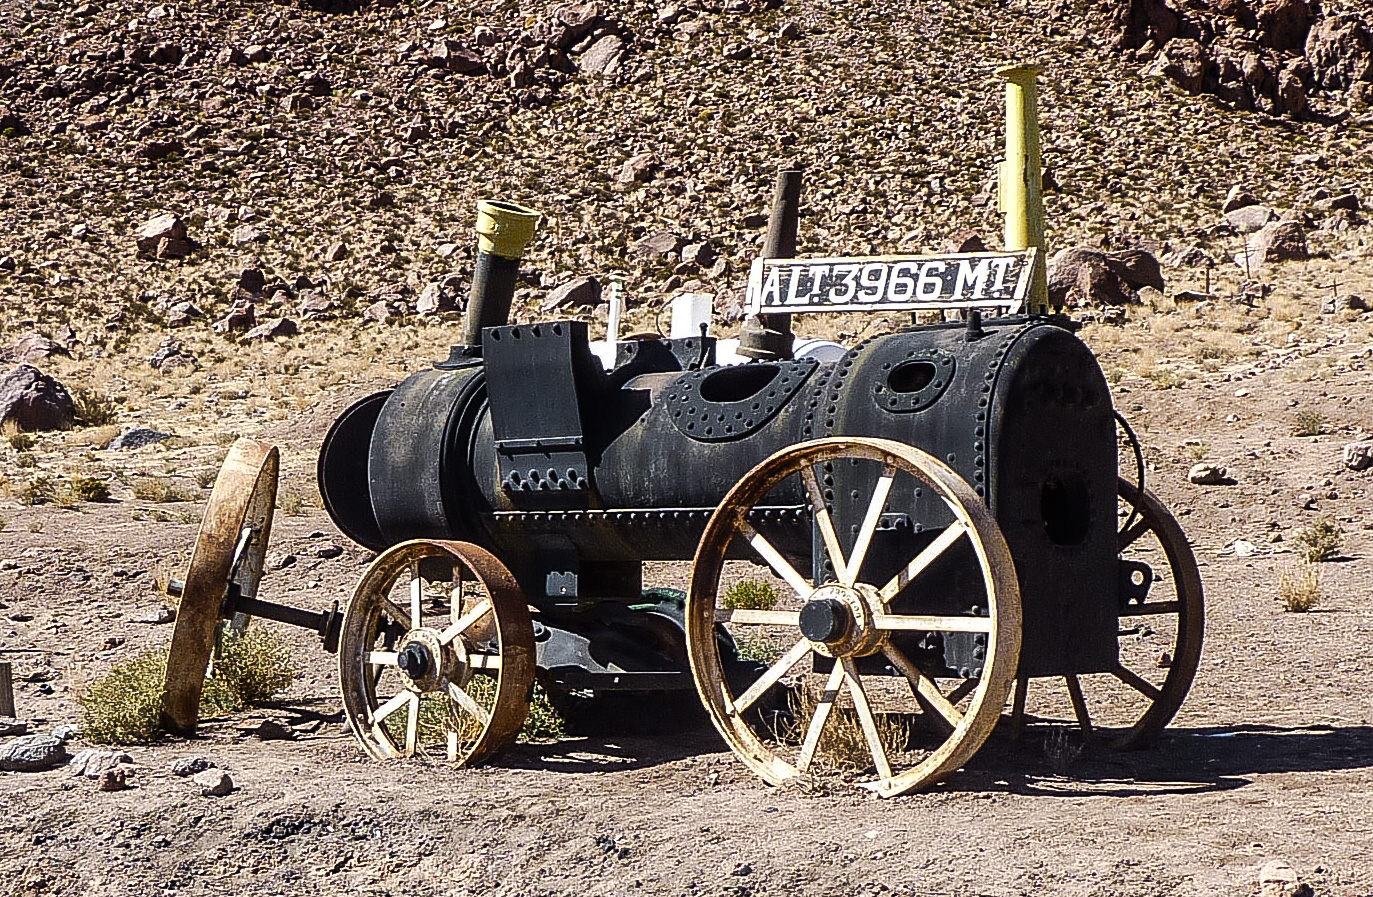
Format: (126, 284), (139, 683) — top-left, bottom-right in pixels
(339, 540), (536, 765)
(687, 437), (1022, 797)
(161, 437), (278, 735)
(1013, 477), (1204, 749)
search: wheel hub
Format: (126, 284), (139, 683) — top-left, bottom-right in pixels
(394, 628), (459, 692)
(802, 583), (882, 658)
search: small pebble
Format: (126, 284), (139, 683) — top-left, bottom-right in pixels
(172, 756), (213, 777)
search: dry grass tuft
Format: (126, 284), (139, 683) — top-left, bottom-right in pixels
(1278, 564), (1322, 613)
(782, 679), (908, 773)
(71, 386), (119, 427)
(1291, 408), (1325, 437)
(132, 478), (195, 503)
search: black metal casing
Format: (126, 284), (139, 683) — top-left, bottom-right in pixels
(320, 315), (1119, 681)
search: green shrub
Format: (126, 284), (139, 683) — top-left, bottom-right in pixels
(18, 476), (58, 506)
(69, 475), (110, 502)
(213, 628), (299, 705)
(723, 578), (781, 611)
(132, 479), (195, 502)
(1292, 409), (1325, 437)
(1297, 516), (1343, 562)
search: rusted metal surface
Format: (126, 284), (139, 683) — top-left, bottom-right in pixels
(686, 437), (1022, 798)
(161, 438), (278, 735)
(338, 539), (536, 766)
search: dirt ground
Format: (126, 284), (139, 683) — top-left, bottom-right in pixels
(2, 321), (1373, 897)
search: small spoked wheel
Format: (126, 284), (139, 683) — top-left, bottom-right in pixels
(161, 437), (278, 735)
(339, 540), (536, 764)
(687, 437), (1022, 797)
(1014, 477), (1204, 748)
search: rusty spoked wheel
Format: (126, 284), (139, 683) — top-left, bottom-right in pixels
(339, 539), (536, 764)
(688, 437), (1022, 797)
(161, 437), (278, 735)
(1015, 477), (1204, 749)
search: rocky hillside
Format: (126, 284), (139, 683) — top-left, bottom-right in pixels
(0, 0), (1370, 359)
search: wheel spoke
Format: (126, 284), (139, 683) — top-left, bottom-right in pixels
(876, 522), (968, 605)
(873, 613), (992, 633)
(1064, 675), (1093, 737)
(842, 658), (893, 781)
(883, 644), (964, 730)
(843, 464), (896, 587)
(714, 608), (801, 627)
(728, 638), (811, 716)
(381, 598), (412, 629)
(467, 654), (503, 671)
(404, 692), (420, 754)
(438, 598), (493, 645)
(946, 678), (978, 706)
(737, 520), (812, 598)
(802, 465), (848, 584)
(1118, 518), (1151, 552)
(372, 689), (411, 724)
(797, 663), (846, 772)
(366, 651), (399, 667)
(409, 561), (423, 630)
(1112, 665), (1162, 701)
(448, 680), (491, 727)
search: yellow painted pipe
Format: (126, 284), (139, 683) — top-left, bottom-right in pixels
(475, 199), (541, 260)
(996, 64), (1049, 314)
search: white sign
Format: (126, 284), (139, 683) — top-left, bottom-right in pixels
(745, 249), (1036, 316)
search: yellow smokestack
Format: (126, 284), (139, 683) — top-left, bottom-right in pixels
(996, 64), (1049, 314)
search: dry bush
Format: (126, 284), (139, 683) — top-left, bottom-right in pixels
(1279, 564), (1322, 613)
(1296, 516), (1343, 562)
(782, 679), (908, 773)
(18, 476), (59, 506)
(280, 489), (305, 516)
(1291, 408), (1325, 437)
(723, 578), (781, 611)
(7, 431), (34, 451)
(212, 627), (299, 705)
(132, 478), (195, 503)
(69, 475), (110, 502)
(80, 628), (299, 744)
(71, 386), (119, 427)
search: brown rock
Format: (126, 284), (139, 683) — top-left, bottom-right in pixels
(1244, 220), (1309, 266)
(1225, 204), (1278, 233)
(214, 302), (257, 333)
(941, 230), (988, 254)
(97, 767), (130, 792)
(1306, 14), (1373, 92)
(580, 35), (626, 75)
(1047, 247), (1150, 307)
(135, 213), (193, 259)
(630, 230), (682, 259)
(9, 334), (70, 363)
(543, 275), (602, 311)
(616, 153), (658, 185)
(1222, 185), (1260, 213)
(1142, 39), (1209, 93)
(0, 364), (74, 431)
(243, 318), (298, 341)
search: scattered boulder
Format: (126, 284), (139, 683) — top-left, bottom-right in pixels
(1047, 247), (1164, 307)
(941, 230), (989, 254)
(172, 756), (213, 777)
(1258, 859), (1315, 897)
(296, 291), (335, 320)
(134, 213), (194, 259)
(69, 748), (134, 779)
(1343, 442), (1373, 471)
(231, 224), (266, 246)
(7, 333), (70, 364)
(1222, 185), (1260, 213)
(193, 768), (234, 797)
(324, 241), (349, 262)
(1238, 220), (1309, 269)
(1225, 204), (1278, 234)
(616, 152), (659, 185)
(1142, 38), (1208, 93)
(0, 719), (28, 737)
(543, 275), (602, 311)
(108, 428), (173, 450)
(0, 734), (69, 771)
(580, 35), (627, 75)
(630, 230), (683, 260)
(214, 302), (257, 334)
(243, 317), (299, 341)
(148, 338), (198, 372)
(361, 300), (393, 323)
(97, 766), (131, 792)
(416, 275), (464, 316)
(0, 364), (74, 431)
(166, 301), (205, 328)
(1189, 463), (1231, 485)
